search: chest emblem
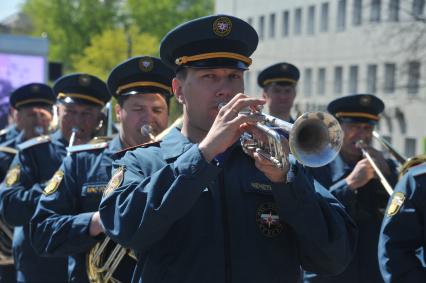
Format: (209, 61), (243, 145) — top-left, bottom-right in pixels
(256, 202), (283, 237)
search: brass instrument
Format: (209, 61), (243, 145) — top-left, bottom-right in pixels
(0, 220), (13, 265)
(371, 131), (426, 178)
(356, 140), (394, 195)
(66, 127), (79, 156)
(86, 118), (183, 283)
(240, 110), (344, 168)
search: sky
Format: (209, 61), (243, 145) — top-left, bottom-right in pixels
(0, 0), (25, 22)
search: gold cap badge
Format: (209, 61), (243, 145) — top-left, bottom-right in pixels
(213, 16), (232, 37)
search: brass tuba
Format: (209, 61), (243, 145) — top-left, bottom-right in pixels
(86, 117), (184, 283)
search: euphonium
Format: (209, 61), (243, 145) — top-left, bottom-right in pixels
(86, 117), (184, 283)
(240, 109), (344, 168)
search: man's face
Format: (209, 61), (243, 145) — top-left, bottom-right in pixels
(262, 83), (296, 116)
(340, 122), (374, 159)
(116, 93), (169, 146)
(173, 68), (244, 132)
(58, 103), (102, 145)
(16, 106), (53, 138)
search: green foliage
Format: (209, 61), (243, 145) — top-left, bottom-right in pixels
(127, 0), (214, 38)
(168, 96), (183, 124)
(23, 0), (120, 70)
(72, 25), (159, 80)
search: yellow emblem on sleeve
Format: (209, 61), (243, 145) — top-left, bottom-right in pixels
(43, 170), (64, 196)
(5, 165), (20, 187)
(103, 167), (124, 197)
(386, 192), (406, 217)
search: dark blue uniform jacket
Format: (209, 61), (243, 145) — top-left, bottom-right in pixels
(100, 128), (357, 283)
(304, 154), (398, 283)
(379, 162), (426, 283)
(0, 130), (68, 283)
(30, 136), (134, 282)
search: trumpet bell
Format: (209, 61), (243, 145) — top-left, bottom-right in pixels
(290, 112), (343, 167)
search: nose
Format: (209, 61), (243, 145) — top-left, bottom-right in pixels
(214, 79), (235, 100)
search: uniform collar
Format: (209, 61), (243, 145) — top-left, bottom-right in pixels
(160, 127), (194, 160)
(330, 154), (353, 182)
(109, 135), (123, 152)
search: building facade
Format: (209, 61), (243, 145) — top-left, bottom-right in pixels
(216, 0), (426, 156)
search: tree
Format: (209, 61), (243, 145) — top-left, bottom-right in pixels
(127, 0), (214, 38)
(71, 25), (159, 80)
(22, 0), (121, 70)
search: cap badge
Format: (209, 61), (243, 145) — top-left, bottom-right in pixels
(31, 85), (40, 93)
(139, 57), (154, 72)
(360, 96), (371, 106)
(213, 16), (232, 37)
(281, 64), (288, 71)
(79, 75), (91, 86)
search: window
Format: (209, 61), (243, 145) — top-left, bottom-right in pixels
(388, 0), (399, 21)
(367, 64), (378, 93)
(304, 68), (313, 96)
(282, 11), (290, 37)
(334, 66), (343, 95)
(307, 6), (315, 35)
(371, 0), (381, 22)
(259, 15), (265, 40)
(407, 61), (421, 95)
(413, 0), (425, 17)
(353, 0), (362, 26)
(349, 65), (358, 93)
(317, 68), (326, 95)
(294, 8), (303, 35)
(405, 138), (417, 157)
(320, 2), (329, 32)
(337, 0), (347, 31)
(269, 13), (276, 38)
(384, 63), (396, 94)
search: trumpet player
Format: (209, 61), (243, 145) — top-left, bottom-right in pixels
(99, 15), (357, 283)
(29, 56), (173, 283)
(304, 94), (399, 283)
(0, 74), (110, 283)
(258, 62), (300, 123)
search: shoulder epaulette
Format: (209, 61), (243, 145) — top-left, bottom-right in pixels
(67, 142), (109, 154)
(17, 135), (51, 151)
(112, 141), (161, 160)
(0, 146), (18, 155)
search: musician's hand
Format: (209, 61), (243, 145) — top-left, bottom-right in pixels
(89, 211), (104, 237)
(364, 147), (391, 176)
(199, 93), (265, 162)
(345, 158), (375, 190)
(242, 124), (290, 183)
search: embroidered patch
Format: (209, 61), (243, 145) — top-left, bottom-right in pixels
(43, 170), (64, 196)
(256, 202), (283, 237)
(213, 16), (232, 37)
(250, 182), (272, 191)
(5, 165), (20, 187)
(386, 192), (406, 216)
(103, 167), (124, 197)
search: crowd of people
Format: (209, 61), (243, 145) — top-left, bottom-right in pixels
(0, 14), (424, 283)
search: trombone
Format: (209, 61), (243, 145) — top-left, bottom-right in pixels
(356, 140), (394, 196)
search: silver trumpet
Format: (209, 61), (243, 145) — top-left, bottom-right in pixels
(239, 109), (344, 168)
(67, 127), (79, 156)
(141, 124), (155, 141)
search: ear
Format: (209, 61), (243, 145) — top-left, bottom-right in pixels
(172, 78), (185, 105)
(115, 103), (122, 123)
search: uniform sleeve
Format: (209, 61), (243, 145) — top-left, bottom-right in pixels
(0, 150), (44, 226)
(272, 163), (358, 275)
(99, 144), (221, 252)
(378, 173), (426, 283)
(30, 155), (99, 256)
